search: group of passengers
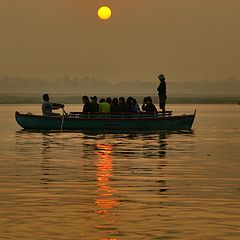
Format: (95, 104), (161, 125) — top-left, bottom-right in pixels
(82, 95), (157, 113)
(42, 94), (157, 116)
(42, 74), (167, 116)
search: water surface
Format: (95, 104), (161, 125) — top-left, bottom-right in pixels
(0, 104), (239, 240)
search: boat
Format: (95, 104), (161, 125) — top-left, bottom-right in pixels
(15, 110), (196, 131)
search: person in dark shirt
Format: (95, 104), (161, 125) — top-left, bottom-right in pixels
(132, 98), (140, 112)
(111, 98), (121, 112)
(145, 96), (157, 112)
(125, 97), (134, 112)
(106, 97), (112, 105)
(157, 74), (167, 113)
(119, 97), (126, 112)
(82, 96), (94, 112)
(90, 96), (99, 112)
(141, 97), (148, 112)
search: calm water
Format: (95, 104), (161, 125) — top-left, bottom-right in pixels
(0, 104), (239, 240)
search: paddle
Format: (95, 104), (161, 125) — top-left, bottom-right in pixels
(60, 108), (67, 131)
(62, 108), (68, 116)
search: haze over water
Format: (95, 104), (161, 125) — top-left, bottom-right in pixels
(1, 1), (240, 238)
(0, 104), (239, 239)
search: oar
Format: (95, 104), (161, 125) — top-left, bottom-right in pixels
(62, 108), (68, 116)
(60, 108), (65, 132)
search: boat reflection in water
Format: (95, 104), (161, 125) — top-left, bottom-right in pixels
(13, 129), (195, 239)
(95, 143), (119, 239)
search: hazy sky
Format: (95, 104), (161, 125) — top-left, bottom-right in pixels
(0, 0), (239, 82)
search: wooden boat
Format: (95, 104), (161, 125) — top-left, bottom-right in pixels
(15, 110), (196, 131)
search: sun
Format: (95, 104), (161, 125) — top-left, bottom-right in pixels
(98, 6), (112, 20)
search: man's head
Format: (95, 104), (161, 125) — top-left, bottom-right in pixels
(146, 96), (153, 104)
(106, 97), (112, 104)
(119, 97), (125, 104)
(112, 98), (118, 105)
(43, 94), (49, 101)
(82, 95), (89, 104)
(90, 96), (97, 103)
(157, 74), (165, 81)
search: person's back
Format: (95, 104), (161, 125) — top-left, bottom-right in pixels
(99, 98), (110, 113)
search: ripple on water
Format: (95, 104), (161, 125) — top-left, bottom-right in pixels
(0, 112), (239, 240)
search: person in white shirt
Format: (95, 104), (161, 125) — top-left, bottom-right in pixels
(42, 94), (64, 116)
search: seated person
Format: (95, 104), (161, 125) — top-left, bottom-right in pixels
(82, 95), (94, 112)
(90, 96), (99, 112)
(99, 98), (110, 113)
(141, 97), (147, 111)
(125, 96), (134, 112)
(132, 98), (141, 113)
(106, 97), (112, 105)
(110, 98), (121, 112)
(42, 93), (64, 116)
(145, 96), (157, 112)
(119, 97), (126, 112)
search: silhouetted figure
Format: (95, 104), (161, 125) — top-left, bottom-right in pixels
(42, 94), (64, 116)
(106, 97), (112, 105)
(90, 96), (99, 112)
(82, 95), (94, 112)
(125, 97), (134, 112)
(141, 97), (148, 112)
(119, 97), (126, 112)
(111, 98), (121, 112)
(132, 98), (141, 112)
(145, 96), (157, 112)
(157, 74), (167, 113)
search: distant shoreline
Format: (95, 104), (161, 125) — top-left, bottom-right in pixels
(0, 94), (239, 104)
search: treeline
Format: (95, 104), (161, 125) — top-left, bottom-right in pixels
(0, 76), (240, 95)
(0, 94), (239, 104)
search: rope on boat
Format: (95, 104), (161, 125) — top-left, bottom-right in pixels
(60, 108), (65, 132)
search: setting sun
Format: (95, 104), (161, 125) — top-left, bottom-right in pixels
(97, 6), (112, 20)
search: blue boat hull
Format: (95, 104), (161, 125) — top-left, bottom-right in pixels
(15, 111), (196, 131)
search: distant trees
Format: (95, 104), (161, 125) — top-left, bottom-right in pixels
(0, 75), (239, 95)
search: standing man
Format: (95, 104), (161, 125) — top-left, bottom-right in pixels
(157, 74), (167, 113)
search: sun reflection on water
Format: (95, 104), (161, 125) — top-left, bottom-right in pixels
(95, 143), (119, 238)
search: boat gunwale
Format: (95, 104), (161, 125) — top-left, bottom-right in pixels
(15, 111), (195, 121)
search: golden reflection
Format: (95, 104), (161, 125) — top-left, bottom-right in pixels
(95, 143), (119, 240)
(95, 144), (118, 212)
(101, 239), (118, 240)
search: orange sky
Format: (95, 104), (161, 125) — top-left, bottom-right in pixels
(0, 0), (239, 82)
